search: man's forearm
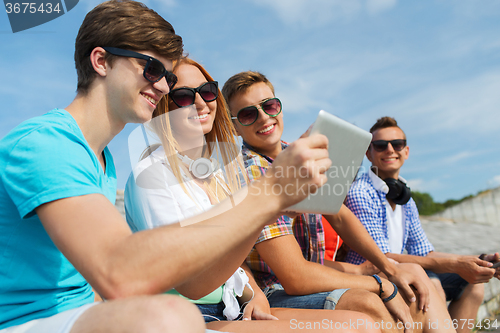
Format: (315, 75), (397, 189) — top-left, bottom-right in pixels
(116, 180), (286, 296)
(386, 252), (457, 273)
(39, 181), (285, 300)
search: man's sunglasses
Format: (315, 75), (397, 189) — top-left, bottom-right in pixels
(231, 98), (282, 126)
(169, 81), (219, 108)
(371, 139), (407, 152)
(102, 47), (177, 89)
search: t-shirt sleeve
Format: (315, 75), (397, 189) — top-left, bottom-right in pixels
(124, 158), (186, 231)
(242, 151), (293, 243)
(255, 216), (294, 244)
(4, 125), (105, 219)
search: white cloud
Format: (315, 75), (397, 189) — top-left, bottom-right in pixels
(83, 0), (176, 11)
(407, 178), (442, 194)
(246, 0), (396, 26)
(149, 0), (177, 11)
(83, 0), (105, 11)
(450, 1), (500, 20)
(269, 47), (399, 116)
(249, 0), (360, 25)
(407, 178), (424, 191)
(366, 0), (397, 15)
(440, 151), (474, 165)
(351, 70), (500, 138)
(489, 175), (500, 187)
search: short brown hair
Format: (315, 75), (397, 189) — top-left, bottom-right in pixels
(222, 71), (275, 111)
(75, 0), (183, 94)
(370, 116), (405, 138)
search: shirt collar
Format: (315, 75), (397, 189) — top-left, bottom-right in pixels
(368, 168), (389, 194)
(242, 140), (288, 162)
(368, 168), (408, 194)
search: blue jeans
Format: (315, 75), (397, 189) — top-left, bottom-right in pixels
(265, 284), (349, 310)
(196, 302), (230, 323)
(425, 271), (469, 301)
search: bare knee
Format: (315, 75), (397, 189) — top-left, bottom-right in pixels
(464, 283), (484, 304)
(350, 312), (383, 333)
(72, 295), (205, 333)
(136, 295), (205, 333)
(337, 289), (389, 321)
(430, 278), (446, 302)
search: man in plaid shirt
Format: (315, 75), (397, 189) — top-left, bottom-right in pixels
(345, 116), (499, 333)
(222, 71), (463, 331)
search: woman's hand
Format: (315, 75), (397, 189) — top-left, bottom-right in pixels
(241, 291), (278, 321)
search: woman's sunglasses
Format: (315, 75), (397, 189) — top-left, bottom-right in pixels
(371, 139), (407, 152)
(102, 47), (178, 89)
(231, 98), (282, 126)
(169, 81), (219, 108)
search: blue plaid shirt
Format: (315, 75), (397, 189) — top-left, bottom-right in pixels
(345, 170), (434, 265)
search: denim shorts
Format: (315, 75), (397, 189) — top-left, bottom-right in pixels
(425, 271), (469, 301)
(264, 284), (349, 310)
(197, 302), (233, 323)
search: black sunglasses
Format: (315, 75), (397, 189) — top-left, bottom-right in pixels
(371, 139), (407, 152)
(102, 47), (177, 89)
(169, 81), (219, 107)
(231, 98), (282, 126)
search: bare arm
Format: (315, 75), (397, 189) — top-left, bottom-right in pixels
(323, 259), (380, 275)
(256, 233), (415, 326)
(256, 234), (384, 294)
(37, 187), (269, 300)
(239, 262), (278, 321)
(324, 204), (429, 310)
(37, 134), (331, 300)
(386, 251), (496, 284)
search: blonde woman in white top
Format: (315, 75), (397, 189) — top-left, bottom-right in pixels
(125, 57), (379, 333)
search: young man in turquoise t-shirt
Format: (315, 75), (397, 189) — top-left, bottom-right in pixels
(0, 2), (335, 333)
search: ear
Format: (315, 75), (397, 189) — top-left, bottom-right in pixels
(233, 123), (242, 137)
(402, 145), (409, 161)
(89, 47), (108, 78)
(366, 148), (373, 163)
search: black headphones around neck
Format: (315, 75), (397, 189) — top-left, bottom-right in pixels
(384, 178), (411, 205)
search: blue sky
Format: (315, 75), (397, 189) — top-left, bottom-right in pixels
(1, 0), (499, 202)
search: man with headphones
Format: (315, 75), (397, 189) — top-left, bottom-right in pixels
(345, 116), (499, 333)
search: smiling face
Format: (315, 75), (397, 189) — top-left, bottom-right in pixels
(167, 63), (217, 137)
(228, 82), (284, 159)
(366, 126), (409, 180)
(106, 50), (173, 126)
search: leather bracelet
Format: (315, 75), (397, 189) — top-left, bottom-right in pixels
(372, 274), (383, 297)
(382, 282), (398, 302)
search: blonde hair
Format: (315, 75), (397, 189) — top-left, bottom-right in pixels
(146, 57), (247, 204)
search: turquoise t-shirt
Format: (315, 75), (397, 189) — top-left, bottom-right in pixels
(0, 109), (117, 329)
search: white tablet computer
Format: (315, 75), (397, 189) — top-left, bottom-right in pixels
(286, 110), (372, 215)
